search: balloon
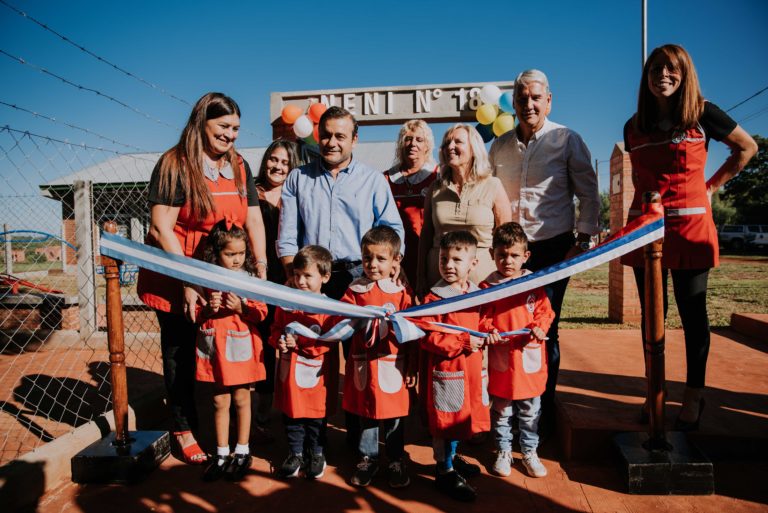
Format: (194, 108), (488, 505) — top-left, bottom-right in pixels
(293, 115), (313, 138)
(479, 84), (502, 105)
(499, 91), (515, 113)
(492, 113), (515, 137)
(281, 104), (303, 124)
(308, 103), (327, 123)
(475, 122), (494, 143)
(475, 103), (499, 125)
(303, 135), (317, 146)
(312, 124), (319, 143)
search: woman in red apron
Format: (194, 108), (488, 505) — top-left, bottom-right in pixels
(385, 120), (438, 284)
(621, 45), (757, 430)
(137, 92), (268, 463)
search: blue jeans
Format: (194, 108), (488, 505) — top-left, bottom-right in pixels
(358, 417), (404, 461)
(432, 438), (459, 472)
(491, 395), (541, 453)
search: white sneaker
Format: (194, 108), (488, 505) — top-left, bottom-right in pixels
(492, 450), (513, 477)
(522, 451), (547, 478)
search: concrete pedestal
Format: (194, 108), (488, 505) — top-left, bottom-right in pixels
(613, 431), (714, 495)
(71, 431), (170, 484)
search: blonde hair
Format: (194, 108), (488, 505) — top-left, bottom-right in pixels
(636, 44), (704, 132)
(437, 124), (491, 185)
(393, 119), (435, 168)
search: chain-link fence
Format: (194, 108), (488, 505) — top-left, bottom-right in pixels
(0, 126), (164, 465)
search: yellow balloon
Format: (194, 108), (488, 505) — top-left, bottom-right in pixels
(493, 113), (515, 136)
(475, 103), (498, 125)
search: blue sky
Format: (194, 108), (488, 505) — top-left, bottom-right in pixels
(2, 0), (767, 192)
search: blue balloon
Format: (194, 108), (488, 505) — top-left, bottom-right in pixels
(475, 122), (494, 143)
(499, 91), (515, 113)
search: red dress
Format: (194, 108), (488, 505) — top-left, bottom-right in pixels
(138, 157), (250, 313)
(420, 281), (491, 440)
(480, 271), (555, 400)
(195, 296), (268, 386)
(386, 165), (437, 283)
(269, 308), (339, 419)
(339, 278), (414, 420)
(621, 124), (718, 269)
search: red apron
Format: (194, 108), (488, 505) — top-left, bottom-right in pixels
(269, 308), (338, 419)
(386, 166), (437, 283)
(138, 157), (249, 313)
(621, 125), (718, 269)
(480, 271), (555, 400)
(420, 283), (490, 440)
(195, 298), (268, 386)
(339, 278), (414, 420)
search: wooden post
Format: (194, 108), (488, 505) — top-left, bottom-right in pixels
(3, 223), (11, 275)
(102, 221), (130, 447)
(642, 191), (668, 450)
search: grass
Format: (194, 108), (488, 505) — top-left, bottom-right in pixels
(561, 256), (768, 329)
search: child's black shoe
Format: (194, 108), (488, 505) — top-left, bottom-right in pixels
(306, 452), (326, 479)
(225, 453), (252, 482)
(277, 453), (304, 478)
(435, 469), (477, 502)
(202, 455), (230, 482)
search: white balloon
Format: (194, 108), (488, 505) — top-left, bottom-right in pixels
(479, 84), (502, 105)
(293, 115), (313, 138)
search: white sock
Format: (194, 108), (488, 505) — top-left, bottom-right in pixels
(217, 446), (230, 457)
(234, 443), (250, 455)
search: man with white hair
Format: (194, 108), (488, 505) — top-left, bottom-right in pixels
(489, 69), (600, 441)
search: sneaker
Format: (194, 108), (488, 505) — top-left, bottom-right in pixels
(278, 453), (304, 478)
(387, 459), (410, 488)
(435, 469), (477, 502)
(225, 453), (252, 482)
(306, 452), (327, 479)
(202, 455), (230, 482)
(452, 454), (481, 478)
(521, 451), (547, 478)
(350, 456), (379, 487)
(492, 450), (513, 477)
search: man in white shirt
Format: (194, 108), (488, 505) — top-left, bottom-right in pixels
(489, 69), (600, 432)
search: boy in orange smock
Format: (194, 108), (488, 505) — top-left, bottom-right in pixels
(339, 226), (416, 489)
(480, 222), (554, 478)
(420, 231), (502, 502)
(270, 245), (338, 480)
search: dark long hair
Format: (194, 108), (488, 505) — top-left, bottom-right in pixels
(157, 92), (243, 220)
(636, 44), (704, 133)
(255, 139), (301, 188)
(202, 219), (257, 276)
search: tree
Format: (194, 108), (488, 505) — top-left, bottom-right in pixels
(710, 191), (737, 227)
(720, 134), (767, 224)
(599, 191), (610, 230)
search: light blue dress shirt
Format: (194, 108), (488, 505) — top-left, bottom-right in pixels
(276, 158), (405, 262)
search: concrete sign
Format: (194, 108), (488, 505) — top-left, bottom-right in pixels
(271, 81), (515, 126)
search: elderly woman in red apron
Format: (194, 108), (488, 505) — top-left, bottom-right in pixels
(621, 45), (757, 430)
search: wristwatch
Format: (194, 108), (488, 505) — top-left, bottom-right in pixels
(577, 241), (593, 251)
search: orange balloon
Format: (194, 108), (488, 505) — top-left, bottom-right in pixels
(312, 124), (319, 142)
(308, 103), (328, 124)
(281, 104), (303, 124)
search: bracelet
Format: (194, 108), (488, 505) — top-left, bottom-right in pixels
(256, 260), (268, 266)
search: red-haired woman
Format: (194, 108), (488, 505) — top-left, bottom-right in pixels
(138, 92), (268, 463)
(622, 45), (757, 430)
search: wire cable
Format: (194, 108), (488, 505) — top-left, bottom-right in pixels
(0, 49), (179, 131)
(0, 0), (191, 107)
(0, 100), (149, 152)
(726, 85), (768, 113)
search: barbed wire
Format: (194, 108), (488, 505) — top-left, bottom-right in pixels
(0, 125), (156, 161)
(738, 104), (768, 125)
(0, 100), (149, 152)
(726, 85), (768, 113)
(0, 49), (180, 131)
(0, 0), (191, 108)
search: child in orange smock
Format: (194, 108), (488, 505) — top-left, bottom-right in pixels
(339, 226), (416, 489)
(420, 230), (502, 502)
(480, 223), (554, 479)
(270, 245), (338, 480)
(195, 220), (268, 482)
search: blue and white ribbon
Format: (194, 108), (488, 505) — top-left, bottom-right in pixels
(100, 213), (663, 343)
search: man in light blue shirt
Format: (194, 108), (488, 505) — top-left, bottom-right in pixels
(277, 106), (405, 299)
